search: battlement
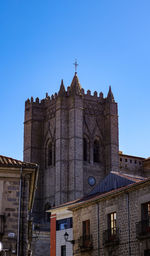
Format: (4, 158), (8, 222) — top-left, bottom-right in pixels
(25, 75), (115, 108)
(25, 92), (58, 107)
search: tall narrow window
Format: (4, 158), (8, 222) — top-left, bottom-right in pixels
(93, 139), (100, 163)
(61, 245), (66, 256)
(83, 219), (90, 237)
(48, 142), (52, 166)
(108, 212), (117, 235)
(141, 202), (150, 223)
(82, 220), (91, 247)
(83, 138), (87, 161)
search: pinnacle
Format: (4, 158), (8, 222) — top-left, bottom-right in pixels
(70, 73), (82, 95)
(58, 79), (66, 96)
(107, 86), (114, 101)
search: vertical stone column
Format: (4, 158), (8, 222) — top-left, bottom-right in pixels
(104, 88), (119, 174)
(68, 95), (83, 201)
(55, 95), (68, 205)
(24, 99), (44, 220)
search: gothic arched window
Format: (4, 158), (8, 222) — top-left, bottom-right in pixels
(48, 142), (52, 166)
(93, 139), (100, 163)
(83, 138), (88, 161)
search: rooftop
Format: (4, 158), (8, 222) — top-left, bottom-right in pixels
(0, 155), (38, 169)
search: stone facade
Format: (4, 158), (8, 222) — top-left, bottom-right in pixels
(24, 73), (119, 223)
(23, 72), (150, 256)
(0, 155), (38, 256)
(69, 177), (150, 256)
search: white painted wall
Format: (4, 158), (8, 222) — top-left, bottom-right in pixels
(56, 228), (73, 256)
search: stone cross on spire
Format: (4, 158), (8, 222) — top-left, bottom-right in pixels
(73, 59), (79, 74)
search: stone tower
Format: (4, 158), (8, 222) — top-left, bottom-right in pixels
(24, 72), (119, 223)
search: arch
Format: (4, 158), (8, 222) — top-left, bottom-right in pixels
(83, 138), (87, 161)
(93, 138), (100, 163)
(44, 137), (56, 168)
(48, 142), (52, 166)
(83, 135), (90, 162)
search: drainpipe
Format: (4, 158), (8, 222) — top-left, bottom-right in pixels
(126, 192), (131, 256)
(97, 203), (100, 256)
(17, 167), (23, 256)
(31, 165), (39, 210)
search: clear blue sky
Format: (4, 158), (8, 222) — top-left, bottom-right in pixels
(0, 0), (150, 160)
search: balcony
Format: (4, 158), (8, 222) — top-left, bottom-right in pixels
(78, 235), (93, 252)
(103, 228), (119, 247)
(136, 220), (150, 240)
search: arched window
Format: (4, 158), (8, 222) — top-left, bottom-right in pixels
(93, 139), (100, 163)
(83, 138), (87, 161)
(44, 203), (51, 223)
(48, 142), (52, 166)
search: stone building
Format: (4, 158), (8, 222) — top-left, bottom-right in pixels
(23, 72), (150, 255)
(24, 72), (119, 224)
(68, 172), (150, 256)
(0, 155), (38, 256)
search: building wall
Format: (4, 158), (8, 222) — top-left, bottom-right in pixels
(0, 169), (31, 255)
(72, 182), (150, 256)
(24, 75), (119, 224)
(56, 228), (73, 256)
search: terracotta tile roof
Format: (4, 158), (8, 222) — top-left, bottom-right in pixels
(0, 155), (37, 169)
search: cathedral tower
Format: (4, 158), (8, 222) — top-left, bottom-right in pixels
(24, 72), (119, 222)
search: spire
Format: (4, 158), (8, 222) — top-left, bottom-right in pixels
(107, 86), (114, 102)
(70, 73), (82, 96)
(58, 79), (66, 97)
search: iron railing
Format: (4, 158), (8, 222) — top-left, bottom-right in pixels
(103, 228), (119, 246)
(78, 235), (93, 252)
(136, 220), (150, 239)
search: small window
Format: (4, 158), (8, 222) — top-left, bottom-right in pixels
(120, 158), (122, 162)
(93, 140), (100, 163)
(108, 212), (117, 235)
(61, 245), (66, 256)
(130, 159), (132, 163)
(139, 161), (141, 165)
(141, 202), (150, 221)
(125, 159), (127, 162)
(135, 160), (137, 164)
(83, 219), (90, 237)
(56, 217), (72, 231)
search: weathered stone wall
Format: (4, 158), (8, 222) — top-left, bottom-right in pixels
(24, 76), (119, 219)
(31, 232), (50, 256)
(72, 182), (150, 256)
(0, 172), (30, 255)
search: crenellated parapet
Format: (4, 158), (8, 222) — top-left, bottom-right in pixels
(25, 73), (115, 109)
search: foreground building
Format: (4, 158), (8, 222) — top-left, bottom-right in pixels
(0, 155), (38, 255)
(49, 171), (150, 256)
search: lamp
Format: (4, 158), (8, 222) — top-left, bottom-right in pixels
(0, 241), (3, 252)
(64, 232), (74, 244)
